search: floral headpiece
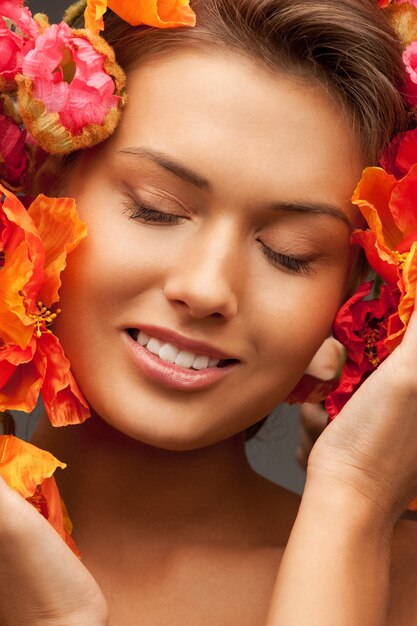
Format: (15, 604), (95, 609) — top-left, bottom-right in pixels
(0, 0), (195, 555)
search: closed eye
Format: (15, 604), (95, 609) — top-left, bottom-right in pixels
(123, 200), (186, 224)
(259, 241), (314, 275)
(123, 198), (315, 275)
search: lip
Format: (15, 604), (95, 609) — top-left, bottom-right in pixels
(126, 324), (238, 361)
(123, 331), (238, 391)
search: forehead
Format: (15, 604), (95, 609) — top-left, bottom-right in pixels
(101, 49), (363, 221)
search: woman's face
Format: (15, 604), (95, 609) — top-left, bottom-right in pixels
(54, 50), (363, 450)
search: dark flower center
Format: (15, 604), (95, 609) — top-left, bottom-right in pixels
(355, 313), (385, 367)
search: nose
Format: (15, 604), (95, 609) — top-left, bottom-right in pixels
(163, 220), (240, 320)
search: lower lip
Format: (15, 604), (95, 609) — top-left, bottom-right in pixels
(123, 332), (237, 391)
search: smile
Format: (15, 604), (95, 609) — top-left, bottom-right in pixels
(130, 329), (234, 370)
(124, 329), (239, 391)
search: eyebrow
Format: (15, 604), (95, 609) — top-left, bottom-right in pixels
(118, 146), (211, 190)
(270, 201), (353, 229)
(118, 146), (353, 228)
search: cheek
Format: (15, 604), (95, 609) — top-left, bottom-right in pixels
(253, 263), (349, 387)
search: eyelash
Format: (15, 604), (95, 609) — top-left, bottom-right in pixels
(124, 201), (313, 276)
(124, 201), (185, 224)
(259, 242), (313, 276)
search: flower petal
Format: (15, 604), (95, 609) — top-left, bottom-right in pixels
(0, 340), (43, 413)
(325, 282), (399, 419)
(352, 167), (403, 249)
(0, 185), (49, 348)
(17, 24), (125, 154)
(380, 128), (417, 178)
(37, 333), (90, 426)
(351, 229), (400, 287)
(0, 100), (29, 189)
(0, 239), (34, 347)
(285, 373), (338, 404)
(0, 434), (65, 498)
(1, 184), (45, 310)
(28, 194), (87, 306)
(0, 1), (39, 88)
(84, 0), (107, 34)
(385, 242), (417, 351)
(0, 434), (80, 555)
(389, 164), (417, 237)
(107, 0), (196, 28)
(27, 476), (81, 556)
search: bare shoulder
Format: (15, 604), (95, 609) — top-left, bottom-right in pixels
(387, 516), (417, 625)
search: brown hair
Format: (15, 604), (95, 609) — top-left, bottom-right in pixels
(94, 0), (408, 164)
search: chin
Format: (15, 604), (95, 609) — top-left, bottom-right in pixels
(93, 406), (246, 452)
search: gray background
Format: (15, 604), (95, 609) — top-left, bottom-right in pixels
(22, 0), (306, 495)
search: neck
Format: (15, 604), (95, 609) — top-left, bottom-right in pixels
(32, 413), (262, 548)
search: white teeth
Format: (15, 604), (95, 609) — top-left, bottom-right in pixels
(159, 343), (180, 364)
(137, 331), (149, 346)
(133, 330), (221, 370)
(175, 350), (195, 368)
(147, 337), (162, 355)
(192, 355), (210, 370)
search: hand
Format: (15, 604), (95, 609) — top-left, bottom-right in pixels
(307, 305), (417, 526)
(0, 477), (108, 626)
(296, 338), (344, 469)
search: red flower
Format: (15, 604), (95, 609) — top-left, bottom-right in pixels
(380, 128), (417, 178)
(0, 185), (90, 426)
(351, 165), (417, 350)
(325, 282), (398, 419)
(0, 97), (28, 189)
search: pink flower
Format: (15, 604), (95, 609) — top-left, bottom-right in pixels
(0, 0), (39, 38)
(18, 21), (124, 152)
(0, 0), (39, 89)
(0, 98), (28, 188)
(403, 42), (417, 106)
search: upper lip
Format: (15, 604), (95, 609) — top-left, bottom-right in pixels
(127, 324), (239, 361)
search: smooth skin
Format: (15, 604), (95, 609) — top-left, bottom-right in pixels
(1, 50), (417, 625)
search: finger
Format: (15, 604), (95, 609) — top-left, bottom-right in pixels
(306, 337), (344, 381)
(0, 476), (106, 622)
(296, 445), (308, 470)
(296, 428), (314, 469)
(300, 403), (329, 440)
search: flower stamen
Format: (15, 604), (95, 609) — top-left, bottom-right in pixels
(30, 301), (61, 338)
(392, 250), (408, 272)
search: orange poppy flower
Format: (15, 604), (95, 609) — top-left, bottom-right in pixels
(0, 435), (79, 555)
(351, 165), (417, 350)
(0, 185), (90, 425)
(84, 0), (196, 34)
